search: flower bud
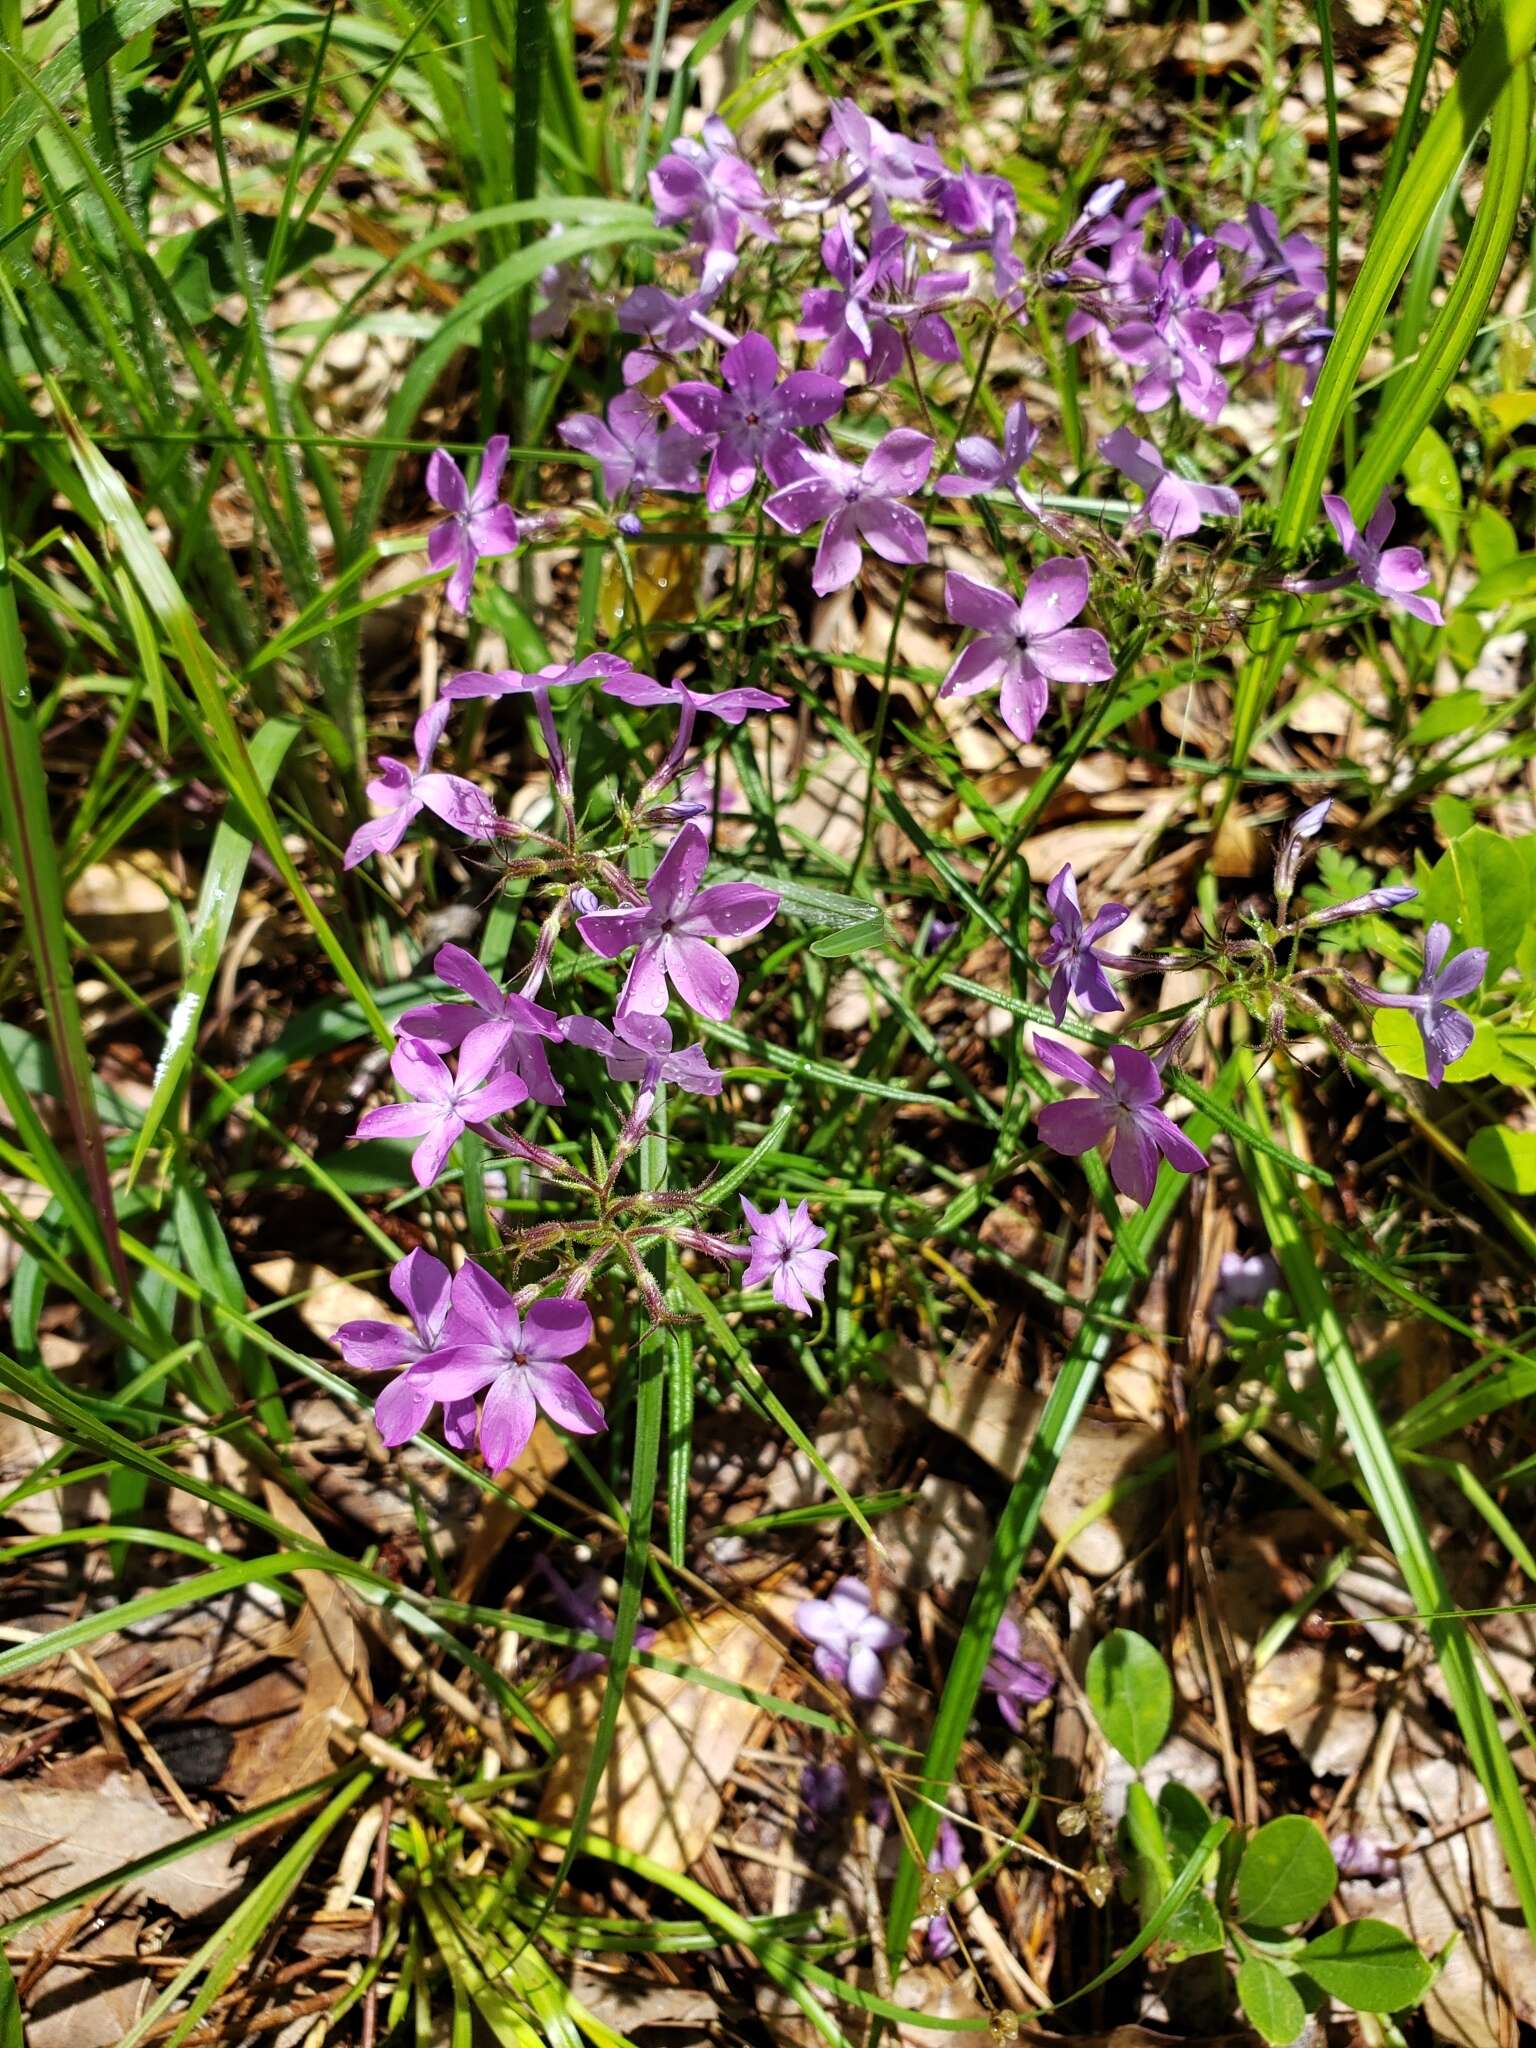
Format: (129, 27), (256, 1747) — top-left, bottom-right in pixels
(1299, 884), (1418, 930)
(569, 885), (602, 917)
(1273, 796), (1332, 903)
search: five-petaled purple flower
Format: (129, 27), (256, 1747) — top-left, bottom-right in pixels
(561, 1010), (724, 1096)
(1354, 920), (1486, 1087)
(936, 400), (1039, 499)
(1322, 494), (1443, 626)
(740, 1196), (836, 1316)
(344, 702), (498, 870)
(1101, 427), (1241, 541)
(439, 1266), (604, 1472)
(820, 99), (943, 208)
(400, 943), (565, 1108)
(795, 1576), (904, 1701)
(649, 116), (776, 288)
(1040, 864), (1129, 1023)
(765, 429), (933, 596)
(663, 332), (845, 510)
(426, 436), (520, 613)
(332, 1248), (475, 1452)
(559, 391), (703, 501)
(798, 218), (962, 385)
(577, 821), (779, 1022)
(356, 1033), (529, 1189)
(941, 561), (1115, 745)
(982, 1614), (1056, 1732)
(1034, 1035), (1209, 1209)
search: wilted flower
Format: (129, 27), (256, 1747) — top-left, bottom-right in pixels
(983, 1615), (1056, 1731)
(798, 218), (962, 383)
(399, 943), (565, 1108)
(343, 702), (498, 870)
(332, 1248), (476, 1452)
(740, 1195), (836, 1315)
(616, 280), (725, 384)
(558, 391), (703, 500)
(795, 1576), (905, 1700)
(561, 1010), (724, 1096)
(444, 652), (637, 708)
(1211, 1250), (1281, 1321)
(577, 821), (779, 1022)
(439, 1266), (604, 1471)
(941, 561), (1115, 745)
(1101, 427), (1240, 540)
(1332, 1832), (1389, 1881)
(663, 332), (845, 509)
(1034, 1035), (1209, 1208)
(1322, 494), (1443, 625)
(356, 1033), (529, 1189)
(1353, 920), (1487, 1086)
(765, 429), (933, 595)
(1039, 864), (1128, 1023)
(426, 436), (520, 613)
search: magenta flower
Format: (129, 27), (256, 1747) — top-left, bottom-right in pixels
(820, 99), (943, 208)
(663, 333), (845, 510)
(577, 821), (779, 1022)
(1108, 225), (1253, 424)
(616, 281), (725, 385)
(600, 669), (786, 726)
(356, 1033), (529, 1189)
(343, 702), (498, 870)
(795, 1576), (904, 1701)
(941, 560), (1115, 745)
(399, 944), (565, 1108)
(1034, 1035), (1209, 1209)
(439, 1266), (604, 1471)
(1100, 427), (1240, 541)
(924, 1819), (965, 1960)
(765, 429), (933, 596)
(558, 391), (703, 501)
(933, 167), (1021, 289)
(649, 116), (776, 287)
(740, 1195), (836, 1315)
(982, 1615), (1055, 1732)
(798, 218), (961, 384)
(936, 399), (1039, 498)
(426, 436), (520, 613)
(561, 1010), (724, 1096)
(1354, 921), (1486, 1087)
(331, 1248), (477, 1452)
(1040, 864), (1129, 1023)
(1322, 494), (1443, 626)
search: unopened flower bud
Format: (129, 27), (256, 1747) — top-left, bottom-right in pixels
(647, 799), (710, 824)
(1273, 796), (1332, 904)
(1299, 884), (1418, 930)
(616, 511), (643, 538)
(569, 886), (601, 917)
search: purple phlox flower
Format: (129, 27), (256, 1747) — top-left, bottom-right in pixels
(798, 1761), (849, 1837)
(795, 1576), (905, 1701)
(577, 820), (779, 1022)
(764, 428), (933, 596)
(344, 701), (499, 870)
(355, 1031), (529, 1190)
(982, 1614), (1056, 1733)
(1039, 863), (1129, 1024)
(561, 1009), (724, 1096)
(399, 943), (565, 1108)
(531, 231), (592, 343)
(1332, 1832), (1389, 1881)
(1060, 197), (1163, 343)
(1221, 203), (1327, 373)
(615, 280), (727, 385)
(740, 1195), (836, 1316)
(820, 99), (944, 208)
(1211, 1250), (1281, 1322)
(534, 1557), (655, 1682)
(1034, 1034), (1209, 1209)
(601, 667), (786, 726)
(1103, 222), (1253, 424)
(558, 390), (704, 501)
(439, 1265), (604, 1472)
(662, 332), (845, 510)
(931, 167), (1021, 288)
(923, 914), (960, 954)
(923, 1815), (965, 1959)
(936, 399), (1040, 504)
(1056, 181), (1161, 259)
(1354, 920), (1487, 1088)
(798, 217), (962, 383)
(1322, 494), (1443, 626)
(649, 115), (776, 287)
(426, 435), (520, 614)
(941, 560), (1115, 745)
(1100, 427), (1240, 542)
(331, 1248), (476, 1452)
(443, 652), (637, 707)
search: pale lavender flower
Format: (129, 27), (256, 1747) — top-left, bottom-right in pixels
(1040, 864), (1129, 1023)
(577, 821), (779, 1022)
(1302, 884), (1419, 931)
(663, 333), (845, 510)
(443, 653), (636, 709)
(439, 1266), (604, 1471)
(331, 1248), (477, 1452)
(820, 99), (943, 208)
(534, 1557), (655, 1682)
(399, 943), (565, 1108)
(932, 167), (1021, 289)
(1353, 921), (1487, 1087)
(600, 670), (787, 726)
(795, 1576), (904, 1701)
(764, 428), (933, 595)
(561, 1010), (724, 1096)
(982, 1615), (1055, 1732)
(1034, 1035), (1209, 1209)
(941, 560), (1115, 744)
(1322, 494), (1443, 625)
(558, 391), (703, 500)
(355, 1033), (529, 1189)
(740, 1195), (835, 1316)
(649, 115), (776, 287)
(1211, 1250), (1281, 1321)
(426, 436), (520, 613)
(343, 702), (498, 870)
(616, 281), (725, 384)
(935, 399), (1039, 498)
(1108, 224), (1254, 424)
(1101, 427), (1240, 541)
(1332, 1832), (1388, 1881)
(799, 218), (961, 383)
(924, 1818), (965, 1960)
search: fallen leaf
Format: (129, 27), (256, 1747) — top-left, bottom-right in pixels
(886, 1476), (994, 1592)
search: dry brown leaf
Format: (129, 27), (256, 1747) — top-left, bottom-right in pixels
(885, 1346), (1160, 1575)
(886, 1476), (994, 1592)
(538, 1600), (790, 1871)
(65, 851), (185, 972)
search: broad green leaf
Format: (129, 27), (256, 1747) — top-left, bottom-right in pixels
(1298, 1919), (1435, 2012)
(1402, 425), (1460, 556)
(1418, 827), (1531, 979)
(1464, 551), (1536, 611)
(1119, 1780), (1172, 1914)
(1237, 1816), (1337, 1929)
(1163, 1890), (1225, 1960)
(1406, 691), (1483, 748)
(1372, 1008), (1500, 1084)
(1158, 1782), (1215, 1867)
(1468, 502), (1518, 574)
(1085, 1628), (1172, 1768)
(1466, 1125), (1536, 1195)
(1237, 1955), (1306, 2046)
